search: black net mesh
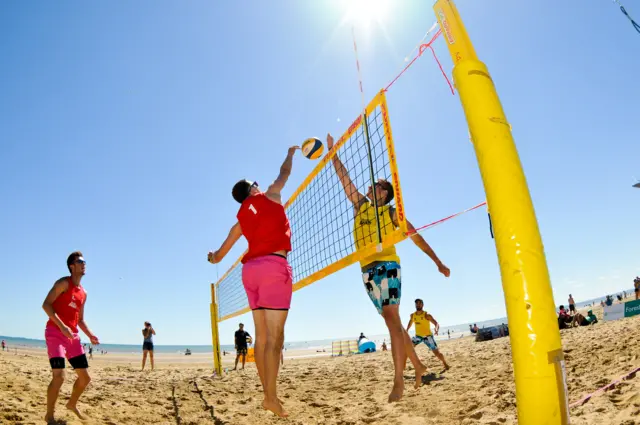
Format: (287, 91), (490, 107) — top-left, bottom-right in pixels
(216, 101), (399, 320)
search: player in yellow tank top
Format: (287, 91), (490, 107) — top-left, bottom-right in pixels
(407, 299), (450, 370)
(409, 310), (432, 337)
(327, 134), (451, 402)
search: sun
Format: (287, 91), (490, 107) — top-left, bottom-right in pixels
(343, 0), (391, 29)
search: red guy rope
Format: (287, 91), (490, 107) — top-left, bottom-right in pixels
(406, 201), (487, 236)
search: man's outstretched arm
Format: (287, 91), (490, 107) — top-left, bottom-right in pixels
(266, 146), (298, 203)
(209, 222), (243, 264)
(392, 210), (450, 277)
(327, 133), (366, 207)
(406, 315), (414, 332)
(426, 313), (440, 335)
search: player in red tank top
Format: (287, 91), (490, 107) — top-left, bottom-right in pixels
(208, 146), (298, 418)
(42, 252), (100, 423)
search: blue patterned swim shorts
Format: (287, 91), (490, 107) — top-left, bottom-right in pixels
(412, 335), (438, 351)
(361, 261), (401, 314)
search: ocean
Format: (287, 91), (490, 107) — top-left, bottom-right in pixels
(3, 288), (632, 354)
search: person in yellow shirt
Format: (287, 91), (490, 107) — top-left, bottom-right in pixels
(407, 299), (450, 370)
(327, 134), (450, 403)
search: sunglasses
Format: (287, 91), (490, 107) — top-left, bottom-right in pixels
(74, 259), (86, 265)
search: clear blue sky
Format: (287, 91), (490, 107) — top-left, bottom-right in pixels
(1, 1), (638, 346)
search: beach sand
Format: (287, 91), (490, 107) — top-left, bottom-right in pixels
(1, 311), (638, 424)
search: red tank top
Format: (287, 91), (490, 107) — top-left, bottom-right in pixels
(46, 278), (87, 333)
(237, 193), (292, 264)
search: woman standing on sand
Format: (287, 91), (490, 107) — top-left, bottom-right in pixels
(141, 322), (155, 371)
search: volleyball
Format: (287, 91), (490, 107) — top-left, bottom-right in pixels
(301, 137), (324, 160)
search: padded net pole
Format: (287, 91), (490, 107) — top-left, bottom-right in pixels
(432, 1), (569, 423)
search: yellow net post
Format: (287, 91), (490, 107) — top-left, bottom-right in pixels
(210, 284), (222, 376)
(433, 1), (569, 424)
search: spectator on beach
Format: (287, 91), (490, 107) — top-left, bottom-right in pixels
(558, 305), (572, 329)
(1, 340), (5, 351)
(447, 329), (451, 339)
(568, 294), (576, 315)
(358, 332), (366, 343)
(234, 323), (251, 371)
(634, 277), (640, 300)
(572, 310), (598, 327)
(499, 323), (508, 337)
(381, 341), (388, 351)
(88, 346), (93, 360)
(605, 295), (613, 306)
(141, 321), (156, 371)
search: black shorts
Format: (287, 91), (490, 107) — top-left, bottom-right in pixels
(237, 347), (248, 356)
(50, 354), (89, 370)
(569, 304), (576, 312)
(143, 342), (154, 351)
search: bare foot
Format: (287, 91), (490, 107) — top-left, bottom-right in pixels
(262, 398), (289, 418)
(443, 363), (451, 371)
(44, 414), (55, 424)
(414, 363), (428, 389)
(66, 402), (86, 421)
(388, 381), (404, 403)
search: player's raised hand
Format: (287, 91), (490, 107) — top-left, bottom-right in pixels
(288, 146), (299, 156)
(327, 133), (334, 150)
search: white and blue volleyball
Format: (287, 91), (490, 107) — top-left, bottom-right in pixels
(301, 137), (324, 160)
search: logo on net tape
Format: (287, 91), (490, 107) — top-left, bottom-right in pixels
(393, 172), (404, 222)
(438, 9), (455, 44)
(338, 115), (364, 146)
(381, 103), (395, 161)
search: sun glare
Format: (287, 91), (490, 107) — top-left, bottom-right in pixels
(344, 0), (391, 29)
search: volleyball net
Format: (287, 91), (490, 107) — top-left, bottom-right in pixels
(215, 90), (408, 322)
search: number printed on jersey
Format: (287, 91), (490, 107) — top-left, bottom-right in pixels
(249, 204), (257, 214)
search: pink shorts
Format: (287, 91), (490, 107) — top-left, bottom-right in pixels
(45, 325), (84, 360)
(242, 255), (293, 310)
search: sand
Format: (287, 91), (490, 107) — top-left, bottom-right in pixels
(1, 311), (638, 424)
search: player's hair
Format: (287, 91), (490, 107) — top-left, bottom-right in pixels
(67, 251), (83, 273)
(232, 180), (253, 204)
(378, 179), (394, 205)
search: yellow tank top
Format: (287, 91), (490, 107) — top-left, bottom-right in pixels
(411, 311), (432, 337)
(353, 202), (400, 267)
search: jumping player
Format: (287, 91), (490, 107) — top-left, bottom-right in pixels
(327, 134), (450, 402)
(42, 251), (99, 423)
(407, 299), (450, 370)
(208, 146), (298, 418)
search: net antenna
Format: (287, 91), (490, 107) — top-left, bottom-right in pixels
(352, 26), (383, 250)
